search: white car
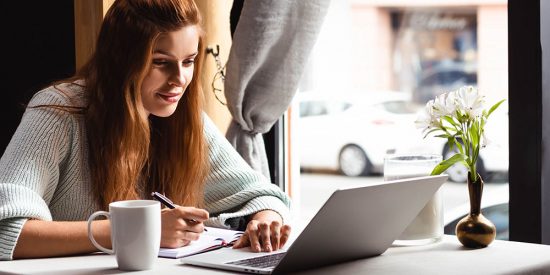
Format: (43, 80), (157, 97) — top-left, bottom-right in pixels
(296, 91), (425, 177)
(296, 91), (509, 182)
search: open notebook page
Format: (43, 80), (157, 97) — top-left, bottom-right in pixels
(158, 226), (244, 258)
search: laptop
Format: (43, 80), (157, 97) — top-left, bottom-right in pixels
(181, 175), (447, 274)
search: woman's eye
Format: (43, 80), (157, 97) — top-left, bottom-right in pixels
(182, 59), (195, 67)
(153, 59), (168, 66)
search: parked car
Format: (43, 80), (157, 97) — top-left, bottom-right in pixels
(296, 91), (509, 182)
(296, 91), (424, 176)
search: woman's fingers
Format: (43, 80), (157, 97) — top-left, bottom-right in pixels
(160, 206), (209, 248)
(160, 226), (203, 248)
(184, 220), (206, 233)
(233, 233), (250, 249)
(279, 224), (291, 248)
(270, 221), (282, 250)
(247, 221), (262, 252)
(175, 206), (209, 222)
(258, 222), (272, 252)
(235, 220), (292, 252)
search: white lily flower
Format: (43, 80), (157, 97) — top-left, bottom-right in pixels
(415, 109), (432, 132)
(415, 100), (439, 133)
(417, 85), (505, 183)
(455, 86), (485, 118)
(432, 91), (457, 117)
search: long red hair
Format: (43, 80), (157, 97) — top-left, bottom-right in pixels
(75, 0), (208, 210)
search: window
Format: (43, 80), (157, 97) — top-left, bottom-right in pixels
(292, 0), (510, 238)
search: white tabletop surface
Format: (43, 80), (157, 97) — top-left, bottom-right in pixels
(2, 235), (550, 275)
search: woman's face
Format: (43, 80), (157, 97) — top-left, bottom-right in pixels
(141, 25), (199, 117)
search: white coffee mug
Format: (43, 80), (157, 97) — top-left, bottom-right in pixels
(87, 200), (161, 271)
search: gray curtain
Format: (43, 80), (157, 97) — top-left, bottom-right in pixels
(224, 0), (330, 178)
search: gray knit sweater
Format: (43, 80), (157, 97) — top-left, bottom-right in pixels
(0, 82), (291, 260)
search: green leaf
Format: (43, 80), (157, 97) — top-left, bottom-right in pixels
(443, 126), (456, 133)
(454, 139), (464, 154)
(447, 137), (454, 148)
(442, 116), (460, 127)
(471, 145), (480, 165)
(487, 99), (506, 117)
(423, 128), (442, 139)
(470, 122), (479, 149)
(430, 153), (468, 175)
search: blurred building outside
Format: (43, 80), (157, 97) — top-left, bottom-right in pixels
(300, 0), (508, 106)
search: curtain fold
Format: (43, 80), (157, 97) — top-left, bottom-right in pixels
(224, 0), (330, 179)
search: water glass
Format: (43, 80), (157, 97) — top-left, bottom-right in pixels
(384, 154), (444, 246)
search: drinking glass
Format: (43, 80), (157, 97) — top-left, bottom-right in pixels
(384, 154), (444, 246)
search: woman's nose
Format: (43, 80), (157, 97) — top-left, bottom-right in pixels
(169, 65), (186, 87)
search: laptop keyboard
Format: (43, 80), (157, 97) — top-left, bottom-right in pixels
(226, 252), (286, 269)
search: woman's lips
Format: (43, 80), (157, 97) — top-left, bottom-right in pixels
(157, 92), (182, 103)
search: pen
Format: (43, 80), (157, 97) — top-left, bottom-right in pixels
(151, 191), (175, 209)
(151, 192), (207, 231)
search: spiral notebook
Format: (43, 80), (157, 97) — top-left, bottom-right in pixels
(158, 227), (244, 259)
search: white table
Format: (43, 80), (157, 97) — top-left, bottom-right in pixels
(2, 235), (550, 275)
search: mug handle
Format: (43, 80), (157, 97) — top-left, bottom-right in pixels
(87, 211), (114, 254)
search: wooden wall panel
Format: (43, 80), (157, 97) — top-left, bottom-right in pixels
(74, 0), (113, 70)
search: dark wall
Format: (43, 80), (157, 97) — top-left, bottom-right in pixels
(0, 1), (75, 155)
(508, 0), (550, 244)
(539, 0), (550, 243)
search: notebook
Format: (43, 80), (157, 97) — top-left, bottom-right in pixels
(181, 175), (448, 274)
(158, 227), (243, 258)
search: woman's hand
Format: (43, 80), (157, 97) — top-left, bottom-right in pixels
(160, 206), (209, 248)
(233, 210), (291, 252)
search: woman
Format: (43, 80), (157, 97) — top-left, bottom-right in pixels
(0, 0), (291, 260)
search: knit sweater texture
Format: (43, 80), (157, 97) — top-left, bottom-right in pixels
(0, 82), (291, 260)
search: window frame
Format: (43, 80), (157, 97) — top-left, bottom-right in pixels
(508, 0), (550, 244)
(264, 118), (286, 190)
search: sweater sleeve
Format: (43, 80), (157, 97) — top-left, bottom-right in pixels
(0, 89), (74, 260)
(202, 115), (291, 230)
